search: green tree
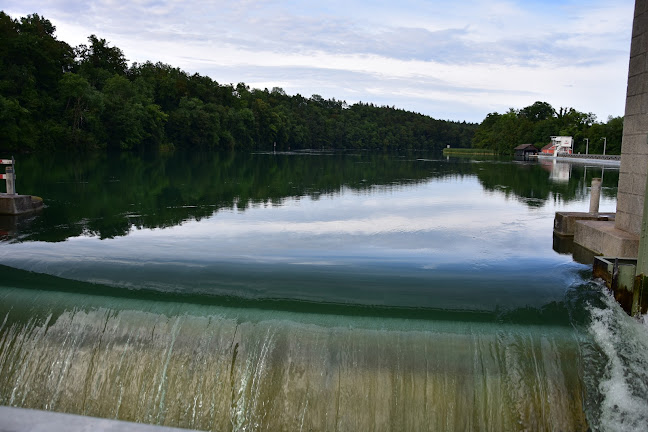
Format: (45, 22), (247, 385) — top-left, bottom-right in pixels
(59, 72), (104, 147)
(76, 35), (128, 88)
(519, 101), (555, 122)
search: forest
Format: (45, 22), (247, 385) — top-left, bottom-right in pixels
(1, 12), (624, 155)
(471, 101), (623, 155)
(0, 12), (477, 153)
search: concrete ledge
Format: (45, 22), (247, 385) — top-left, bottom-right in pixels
(0, 406), (199, 432)
(574, 220), (640, 257)
(554, 211), (615, 236)
(0, 193), (43, 215)
(536, 154), (621, 166)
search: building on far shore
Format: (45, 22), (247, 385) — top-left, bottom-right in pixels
(541, 136), (573, 156)
(513, 144), (538, 160)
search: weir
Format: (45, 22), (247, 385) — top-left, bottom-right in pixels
(0, 284), (588, 431)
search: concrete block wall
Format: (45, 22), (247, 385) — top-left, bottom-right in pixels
(617, 0), (648, 234)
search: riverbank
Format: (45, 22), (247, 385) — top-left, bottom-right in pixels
(442, 148), (497, 156)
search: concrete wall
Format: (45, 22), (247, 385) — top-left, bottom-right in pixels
(616, 0), (648, 234)
(0, 406), (198, 432)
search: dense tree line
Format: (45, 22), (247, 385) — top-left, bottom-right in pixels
(472, 101), (623, 155)
(0, 12), (476, 153)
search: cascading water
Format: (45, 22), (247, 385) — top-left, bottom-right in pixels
(0, 282), (588, 431)
(582, 285), (648, 431)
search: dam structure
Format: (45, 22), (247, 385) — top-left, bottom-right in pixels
(574, 0), (648, 257)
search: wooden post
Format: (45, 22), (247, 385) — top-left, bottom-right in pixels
(589, 178), (601, 213)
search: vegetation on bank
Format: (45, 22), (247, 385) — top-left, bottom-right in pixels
(442, 148), (497, 155)
(0, 12), (477, 153)
(472, 101), (623, 155)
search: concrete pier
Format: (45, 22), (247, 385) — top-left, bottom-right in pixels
(0, 193), (43, 215)
(553, 211), (615, 237)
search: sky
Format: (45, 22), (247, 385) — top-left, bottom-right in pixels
(4, 0), (635, 123)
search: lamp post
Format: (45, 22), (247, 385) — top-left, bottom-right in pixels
(585, 138), (589, 155)
(602, 137), (607, 155)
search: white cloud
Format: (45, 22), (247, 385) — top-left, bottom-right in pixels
(3, 0), (634, 122)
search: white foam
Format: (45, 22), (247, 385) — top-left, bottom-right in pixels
(588, 292), (648, 431)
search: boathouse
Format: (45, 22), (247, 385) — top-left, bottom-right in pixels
(514, 144), (538, 159)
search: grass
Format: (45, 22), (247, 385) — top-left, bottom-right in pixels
(442, 148), (497, 156)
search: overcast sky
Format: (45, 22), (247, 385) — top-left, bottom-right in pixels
(4, 0), (635, 123)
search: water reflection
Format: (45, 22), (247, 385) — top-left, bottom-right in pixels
(539, 159), (572, 182)
(3, 151), (617, 241)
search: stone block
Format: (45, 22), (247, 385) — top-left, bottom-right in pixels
(636, 0), (647, 17)
(625, 191), (645, 218)
(0, 194), (43, 215)
(624, 113), (648, 134)
(616, 191), (632, 213)
(623, 115), (638, 134)
(632, 33), (648, 57)
(630, 152), (648, 174)
(633, 9), (648, 37)
(629, 53), (646, 76)
(624, 92), (648, 116)
(635, 91), (648, 113)
(554, 211), (615, 236)
(631, 172), (648, 196)
(620, 153), (633, 173)
(618, 172), (633, 193)
(626, 94), (643, 114)
(626, 74), (646, 97)
(631, 34), (642, 57)
(621, 134), (648, 155)
(615, 210), (632, 232)
(574, 220), (640, 257)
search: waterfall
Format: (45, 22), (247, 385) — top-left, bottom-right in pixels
(0, 285), (588, 431)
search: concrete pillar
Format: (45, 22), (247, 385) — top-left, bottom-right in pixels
(590, 178), (602, 213)
(615, 0), (648, 235)
(637, 172), (648, 274)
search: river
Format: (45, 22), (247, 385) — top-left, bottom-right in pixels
(1, 151), (647, 431)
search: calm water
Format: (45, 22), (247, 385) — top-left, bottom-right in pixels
(1, 151), (647, 431)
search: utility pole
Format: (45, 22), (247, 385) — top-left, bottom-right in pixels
(584, 138), (589, 155)
(602, 137), (607, 155)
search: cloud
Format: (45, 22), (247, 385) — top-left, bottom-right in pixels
(2, 0), (634, 122)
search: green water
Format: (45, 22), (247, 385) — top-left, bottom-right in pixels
(2, 151), (645, 431)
